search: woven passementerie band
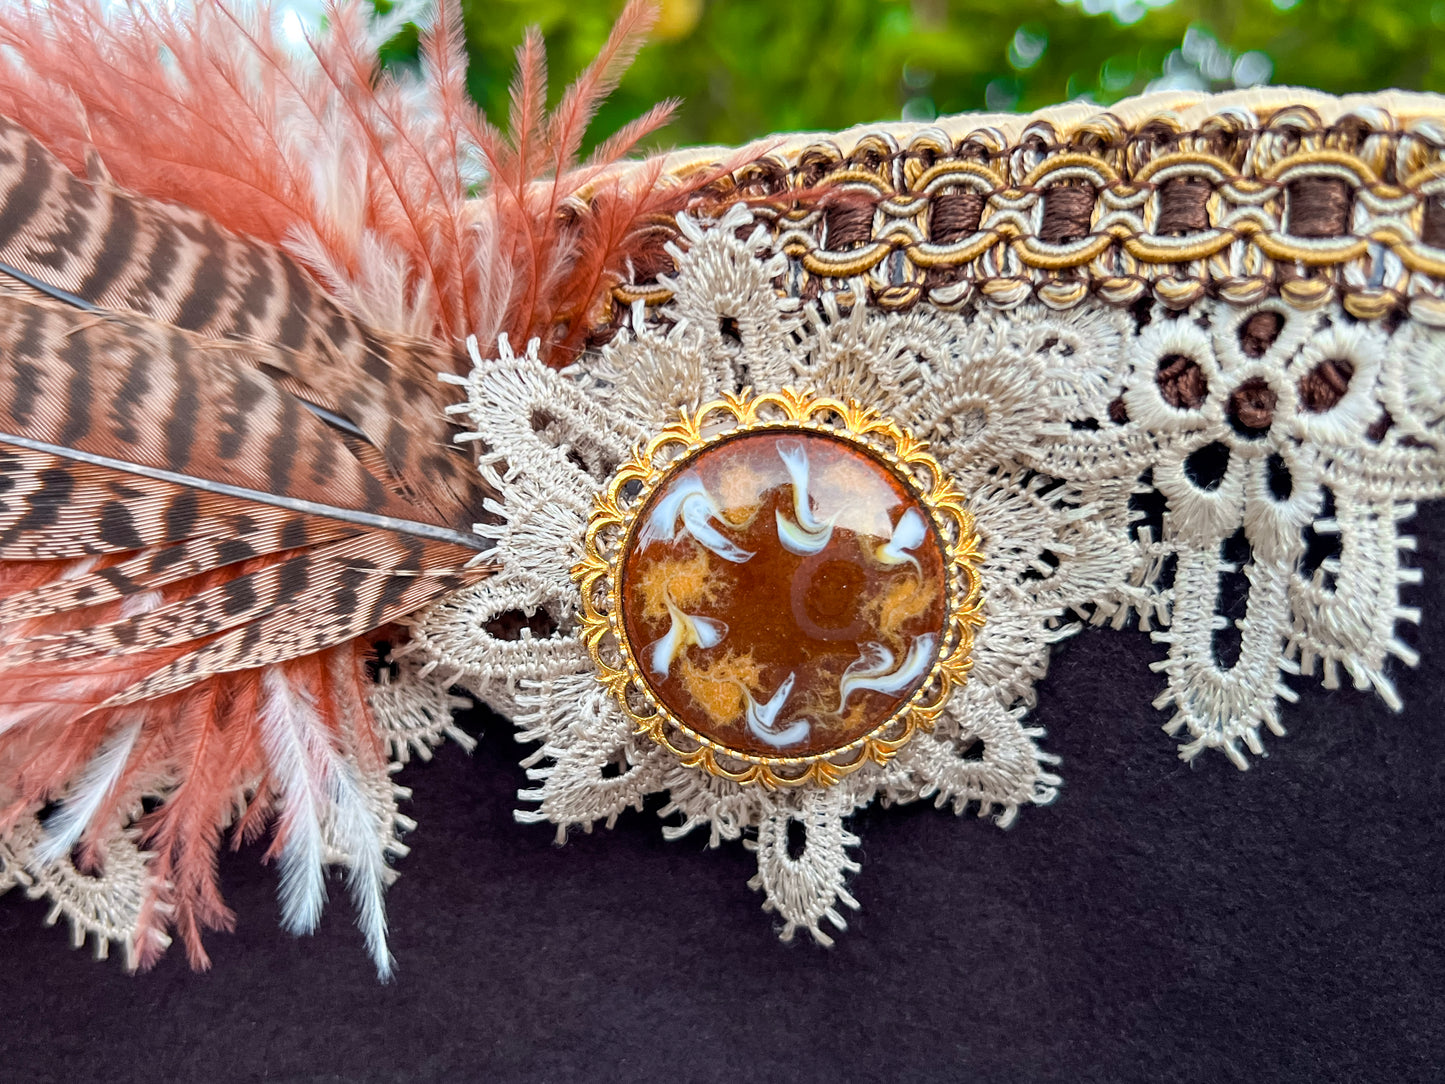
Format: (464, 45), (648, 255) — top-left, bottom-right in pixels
(614, 89), (1445, 324)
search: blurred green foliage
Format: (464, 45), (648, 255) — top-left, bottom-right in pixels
(407, 0), (1445, 150)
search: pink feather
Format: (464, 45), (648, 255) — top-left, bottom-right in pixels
(0, 0), (726, 974)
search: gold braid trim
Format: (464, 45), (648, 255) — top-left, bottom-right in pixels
(609, 88), (1445, 324)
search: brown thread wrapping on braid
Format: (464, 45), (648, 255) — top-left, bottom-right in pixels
(1423, 194), (1445, 249)
(1156, 177), (1212, 234)
(929, 190), (984, 244)
(1040, 184), (1095, 244)
(1287, 176), (1353, 238)
(823, 194), (876, 250)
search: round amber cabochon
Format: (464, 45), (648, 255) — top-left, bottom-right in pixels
(619, 429), (948, 760)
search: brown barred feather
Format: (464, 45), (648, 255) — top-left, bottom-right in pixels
(6, 534), (467, 670)
(0, 298), (438, 523)
(0, 517), (357, 623)
(0, 447), (352, 560)
(0, 0), (690, 975)
(99, 545), (472, 707)
(0, 149), (493, 712)
(0, 117), (489, 526)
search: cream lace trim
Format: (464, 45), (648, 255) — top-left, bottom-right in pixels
(0, 817), (160, 965)
(1, 661), (442, 966)
(14, 190), (1438, 954)
(427, 202), (1442, 944)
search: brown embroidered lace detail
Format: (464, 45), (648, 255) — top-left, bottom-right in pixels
(1157, 354), (1209, 410)
(1298, 357), (1355, 412)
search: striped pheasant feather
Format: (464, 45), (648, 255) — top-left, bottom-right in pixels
(0, 0), (708, 974)
(0, 114), (491, 527)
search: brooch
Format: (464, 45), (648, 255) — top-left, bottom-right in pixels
(0, 0), (1440, 974)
